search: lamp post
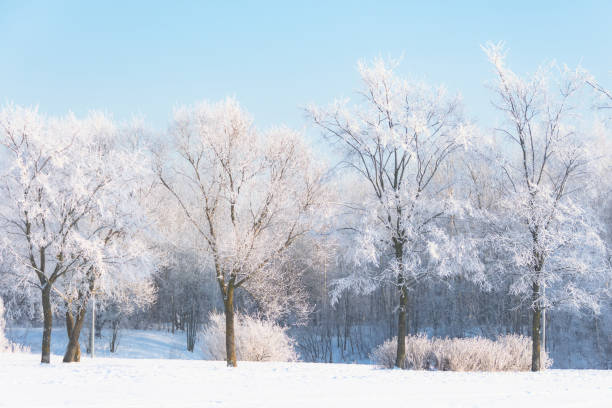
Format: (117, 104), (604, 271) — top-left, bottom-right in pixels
(542, 286), (546, 355)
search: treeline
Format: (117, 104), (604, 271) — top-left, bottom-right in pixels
(1, 44), (611, 370)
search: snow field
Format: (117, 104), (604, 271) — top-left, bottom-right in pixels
(1, 353), (610, 408)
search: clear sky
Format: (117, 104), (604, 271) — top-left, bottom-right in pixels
(1, 0), (611, 137)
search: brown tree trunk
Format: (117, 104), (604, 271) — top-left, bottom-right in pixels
(41, 286), (53, 364)
(171, 295), (175, 334)
(63, 305), (86, 363)
(394, 239), (407, 369)
(110, 318), (120, 353)
(223, 284), (237, 367)
(395, 282), (408, 368)
(531, 282), (541, 372)
(65, 310), (73, 338)
(65, 310), (78, 358)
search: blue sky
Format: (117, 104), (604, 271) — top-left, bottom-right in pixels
(1, 0), (611, 136)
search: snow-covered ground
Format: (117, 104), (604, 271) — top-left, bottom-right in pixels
(3, 328), (611, 407)
(0, 353), (610, 408)
(5, 327), (205, 359)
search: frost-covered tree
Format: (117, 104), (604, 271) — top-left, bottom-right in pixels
(56, 125), (156, 363)
(308, 58), (483, 368)
(156, 97), (323, 366)
(0, 105), (156, 363)
(482, 43), (611, 371)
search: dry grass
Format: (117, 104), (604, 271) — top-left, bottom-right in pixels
(370, 334), (552, 371)
(201, 312), (298, 362)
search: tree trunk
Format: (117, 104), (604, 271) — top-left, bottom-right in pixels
(171, 295), (175, 334)
(64, 309), (82, 361)
(531, 282), (541, 372)
(63, 305), (86, 363)
(41, 286), (53, 364)
(65, 310), (73, 338)
(110, 318), (120, 353)
(223, 284), (237, 367)
(395, 282), (408, 369)
(394, 239), (408, 369)
(186, 305), (197, 352)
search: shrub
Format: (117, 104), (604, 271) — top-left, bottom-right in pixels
(370, 334), (552, 371)
(369, 337), (397, 369)
(201, 312), (298, 362)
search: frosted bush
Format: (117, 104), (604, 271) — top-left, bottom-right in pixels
(370, 334), (435, 369)
(369, 337), (397, 369)
(201, 312), (298, 362)
(0, 298), (30, 353)
(405, 333), (436, 369)
(370, 334), (552, 371)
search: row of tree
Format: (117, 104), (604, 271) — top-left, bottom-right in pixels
(1, 44), (611, 370)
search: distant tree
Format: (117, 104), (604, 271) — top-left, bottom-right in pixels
(0, 298), (7, 351)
